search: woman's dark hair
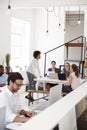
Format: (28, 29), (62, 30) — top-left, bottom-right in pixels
(8, 72), (23, 85)
(51, 61), (56, 64)
(71, 64), (79, 77)
(33, 50), (41, 58)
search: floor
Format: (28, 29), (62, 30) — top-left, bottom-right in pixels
(77, 109), (87, 130)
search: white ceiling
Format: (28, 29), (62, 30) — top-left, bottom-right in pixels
(0, 0), (87, 9)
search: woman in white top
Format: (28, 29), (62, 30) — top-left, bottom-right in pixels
(26, 50), (41, 101)
(65, 64), (80, 90)
(28, 50), (41, 78)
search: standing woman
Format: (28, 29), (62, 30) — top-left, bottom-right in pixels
(26, 50), (41, 101)
(27, 50), (41, 78)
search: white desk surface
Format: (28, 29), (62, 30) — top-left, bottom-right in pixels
(15, 81), (87, 130)
(34, 77), (67, 84)
(34, 77), (85, 84)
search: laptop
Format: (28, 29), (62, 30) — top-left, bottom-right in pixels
(48, 85), (62, 106)
(49, 73), (58, 79)
(34, 85), (62, 111)
(58, 73), (66, 80)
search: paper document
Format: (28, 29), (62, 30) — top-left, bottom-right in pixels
(6, 122), (23, 130)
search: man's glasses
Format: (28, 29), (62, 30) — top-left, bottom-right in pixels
(14, 82), (23, 87)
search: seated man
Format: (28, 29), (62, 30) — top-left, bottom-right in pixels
(0, 72), (34, 123)
(0, 65), (8, 88)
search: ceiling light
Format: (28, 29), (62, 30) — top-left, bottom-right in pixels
(77, 5), (81, 24)
(77, 19), (81, 24)
(8, 0), (11, 10)
(46, 8), (49, 36)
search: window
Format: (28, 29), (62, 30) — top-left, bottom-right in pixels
(11, 18), (30, 71)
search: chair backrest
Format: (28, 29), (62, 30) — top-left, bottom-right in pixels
(0, 106), (6, 130)
(48, 85), (62, 106)
(18, 71), (29, 93)
(20, 71), (29, 85)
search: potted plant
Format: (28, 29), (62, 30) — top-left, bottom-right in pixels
(5, 53), (11, 73)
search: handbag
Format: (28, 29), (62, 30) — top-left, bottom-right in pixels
(62, 84), (73, 93)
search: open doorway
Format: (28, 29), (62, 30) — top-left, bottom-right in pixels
(64, 12), (84, 43)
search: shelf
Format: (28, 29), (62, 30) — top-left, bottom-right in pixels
(65, 59), (84, 62)
(65, 43), (83, 47)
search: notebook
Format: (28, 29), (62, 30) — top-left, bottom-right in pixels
(58, 73), (66, 80)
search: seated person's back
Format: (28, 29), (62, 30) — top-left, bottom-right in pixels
(0, 65), (8, 88)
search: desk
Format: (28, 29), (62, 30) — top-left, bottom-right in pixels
(26, 78), (66, 105)
(34, 77), (67, 90)
(34, 77), (67, 84)
(27, 78), (85, 105)
(15, 82), (87, 130)
(34, 77), (85, 90)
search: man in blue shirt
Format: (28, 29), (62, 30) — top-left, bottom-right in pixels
(0, 65), (8, 87)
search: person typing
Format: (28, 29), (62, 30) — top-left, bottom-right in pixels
(0, 72), (34, 123)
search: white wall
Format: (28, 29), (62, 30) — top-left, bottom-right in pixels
(84, 9), (87, 41)
(65, 14), (84, 42)
(0, 9), (35, 67)
(34, 8), (65, 75)
(0, 7), (65, 75)
(64, 13), (84, 64)
(12, 8), (65, 75)
(0, 6), (87, 75)
(0, 10), (11, 65)
(11, 9), (35, 65)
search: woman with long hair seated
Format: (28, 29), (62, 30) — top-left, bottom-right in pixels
(62, 64), (80, 95)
